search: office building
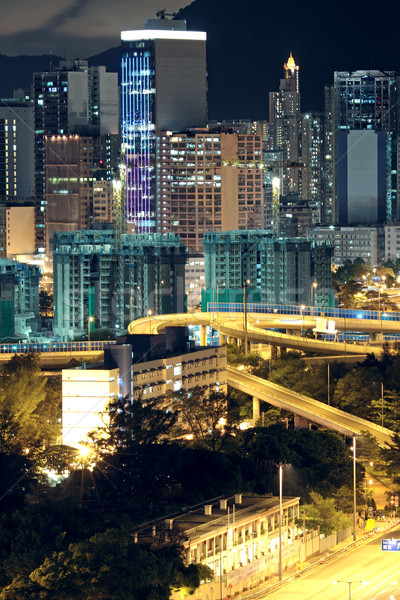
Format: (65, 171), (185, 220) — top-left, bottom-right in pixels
(52, 230), (186, 340)
(332, 70), (399, 222)
(380, 223), (400, 262)
(308, 225), (384, 267)
(0, 204), (35, 258)
(62, 327), (227, 447)
(45, 135), (94, 256)
(121, 19), (207, 233)
(158, 130), (263, 250)
(202, 230), (333, 307)
(0, 101), (34, 200)
(185, 253), (205, 308)
(33, 60), (118, 251)
(0, 258), (40, 338)
(336, 130), (390, 224)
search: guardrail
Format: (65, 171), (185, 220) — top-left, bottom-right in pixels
(0, 340), (116, 354)
(207, 302), (400, 322)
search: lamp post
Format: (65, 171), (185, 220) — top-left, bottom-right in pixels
(311, 281), (317, 312)
(87, 316), (94, 350)
(278, 463), (283, 581)
(352, 436), (357, 541)
(300, 304), (305, 336)
(147, 309), (152, 334)
(327, 362), (330, 406)
(333, 580), (367, 600)
(243, 280), (250, 355)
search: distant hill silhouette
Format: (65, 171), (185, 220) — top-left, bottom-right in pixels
(0, 0), (398, 119)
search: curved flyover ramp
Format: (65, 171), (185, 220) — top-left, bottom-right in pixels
(128, 312), (385, 356)
(227, 366), (394, 447)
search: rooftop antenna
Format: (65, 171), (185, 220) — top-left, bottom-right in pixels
(156, 9), (177, 19)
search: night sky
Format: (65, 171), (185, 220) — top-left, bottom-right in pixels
(1, 0), (400, 119)
(0, 0), (187, 57)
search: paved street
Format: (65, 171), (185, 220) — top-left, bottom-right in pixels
(255, 525), (400, 600)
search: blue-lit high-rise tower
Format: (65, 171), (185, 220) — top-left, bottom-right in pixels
(121, 19), (207, 233)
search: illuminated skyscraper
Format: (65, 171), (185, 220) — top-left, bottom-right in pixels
(333, 70), (399, 223)
(268, 53), (302, 196)
(121, 19), (207, 233)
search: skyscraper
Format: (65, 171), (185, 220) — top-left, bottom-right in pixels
(121, 19), (207, 233)
(268, 53), (302, 197)
(333, 70), (399, 223)
(33, 60), (118, 252)
(157, 129), (263, 250)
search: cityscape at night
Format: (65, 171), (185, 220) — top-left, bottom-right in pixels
(0, 0), (400, 598)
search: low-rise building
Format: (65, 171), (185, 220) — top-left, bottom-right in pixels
(62, 327), (227, 447)
(135, 493), (301, 599)
(308, 225), (384, 267)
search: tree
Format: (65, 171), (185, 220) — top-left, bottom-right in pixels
(0, 529), (211, 600)
(167, 386), (229, 450)
(0, 353), (50, 455)
(298, 492), (351, 535)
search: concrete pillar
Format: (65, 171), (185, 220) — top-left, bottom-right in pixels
(292, 329), (301, 336)
(271, 345), (278, 359)
(294, 415), (311, 429)
(200, 325), (207, 346)
(219, 333), (226, 345)
(369, 331), (383, 342)
(280, 347), (287, 357)
(253, 396), (260, 422)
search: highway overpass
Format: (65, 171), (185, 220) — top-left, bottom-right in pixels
(128, 311), (388, 356)
(227, 366), (394, 447)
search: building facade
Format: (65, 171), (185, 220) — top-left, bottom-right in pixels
(33, 60), (118, 252)
(333, 70), (399, 223)
(121, 20), (207, 233)
(202, 230), (333, 307)
(0, 101), (34, 201)
(45, 135), (94, 256)
(52, 230), (187, 340)
(157, 130), (263, 250)
(308, 225), (384, 267)
(0, 258), (40, 338)
(62, 327), (227, 447)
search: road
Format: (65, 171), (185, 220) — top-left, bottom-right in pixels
(227, 366), (395, 447)
(266, 525), (400, 600)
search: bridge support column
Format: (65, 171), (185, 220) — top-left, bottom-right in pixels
(294, 415), (311, 429)
(280, 347), (287, 357)
(219, 333), (226, 345)
(292, 328), (301, 337)
(271, 346), (278, 359)
(200, 325), (207, 347)
(253, 396), (260, 423)
(369, 331), (383, 342)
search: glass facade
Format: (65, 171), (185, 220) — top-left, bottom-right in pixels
(121, 41), (156, 233)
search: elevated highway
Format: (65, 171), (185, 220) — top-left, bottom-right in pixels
(128, 311), (397, 446)
(227, 366), (393, 447)
(128, 311), (389, 356)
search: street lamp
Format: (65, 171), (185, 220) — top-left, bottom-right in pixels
(87, 316), (94, 350)
(243, 280), (250, 355)
(147, 309), (152, 334)
(333, 580), (367, 600)
(311, 281), (317, 312)
(278, 463), (283, 581)
(351, 436), (357, 541)
(300, 304), (305, 336)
